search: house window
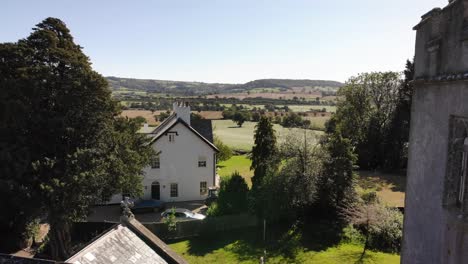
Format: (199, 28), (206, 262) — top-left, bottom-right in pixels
(458, 138), (468, 206)
(198, 156), (207, 167)
(444, 116), (468, 213)
(170, 183), (178, 197)
(151, 155), (160, 169)
(169, 134), (175, 142)
(200, 181), (207, 195)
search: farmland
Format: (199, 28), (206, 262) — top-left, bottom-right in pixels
(212, 120), (324, 152)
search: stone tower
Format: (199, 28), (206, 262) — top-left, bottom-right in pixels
(402, 0), (468, 263)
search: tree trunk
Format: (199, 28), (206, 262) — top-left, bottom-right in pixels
(49, 220), (72, 261)
(358, 222), (369, 263)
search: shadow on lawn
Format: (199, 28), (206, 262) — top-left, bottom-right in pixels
(185, 227), (261, 257)
(357, 170), (406, 193)
(183, 221), (346, 263)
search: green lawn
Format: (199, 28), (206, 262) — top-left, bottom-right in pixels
(168, 227), (399, 264)
(218, 155), (253, 186)
(213, 120), (324, 152)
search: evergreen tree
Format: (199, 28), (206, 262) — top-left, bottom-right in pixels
(316, 132), (357, 215)
(251, 116), (278, 190)
(0, 18), (154, 259)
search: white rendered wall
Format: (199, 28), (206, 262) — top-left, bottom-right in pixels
(141, 122), (216, 202)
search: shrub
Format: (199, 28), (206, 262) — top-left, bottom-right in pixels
(215, 172), (249, 216)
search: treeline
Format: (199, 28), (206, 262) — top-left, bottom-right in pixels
(126, 97), (334, 113)
(326, 61), (414, 171)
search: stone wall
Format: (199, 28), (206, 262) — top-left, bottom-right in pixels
(402, 0), (468, 263)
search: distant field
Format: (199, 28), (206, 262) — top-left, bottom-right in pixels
(305, 116), (330, 130)
(213, 120), (324, 152)
(121, 110), (164, 125)
(196, 111), (223, 119)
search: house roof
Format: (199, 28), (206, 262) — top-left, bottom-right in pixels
(191, 119), (214, 143)
(66, 217), (187, 264)
(149, 116), (218, 152)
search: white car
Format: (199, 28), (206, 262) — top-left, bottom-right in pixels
(161, 208), (206, 220)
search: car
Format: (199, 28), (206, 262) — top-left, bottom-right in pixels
(121, 197), (165, 213)
(161, 208), (206, 220)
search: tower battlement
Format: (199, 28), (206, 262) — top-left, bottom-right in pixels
(413, 0), (468, 81)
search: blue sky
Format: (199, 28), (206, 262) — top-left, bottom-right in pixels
(3, 0), (446, 83)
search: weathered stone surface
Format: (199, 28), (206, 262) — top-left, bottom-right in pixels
(402, 1), (468, 263)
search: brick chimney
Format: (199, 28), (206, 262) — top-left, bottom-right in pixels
(173, 102), (191, 125)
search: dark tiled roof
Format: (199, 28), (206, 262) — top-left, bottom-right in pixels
(191, 119), (214, 143)
(0, 254), (63, 264)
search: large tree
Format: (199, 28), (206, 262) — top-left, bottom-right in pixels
(0, 18), (153, 259)
(330, 72), (401, 169)
(383, 60), (414, 170)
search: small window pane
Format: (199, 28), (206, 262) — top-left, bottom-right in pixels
(151, 155), (160, 169)
(200, 182), (207, 195)
(198, 156), (207, 167)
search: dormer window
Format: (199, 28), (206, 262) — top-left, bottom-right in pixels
(167, 131), (177, 143)
(198, 156), (207, 167)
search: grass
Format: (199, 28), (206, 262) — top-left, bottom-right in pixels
(218, 155), (253, 186)
(356, 171), (406, 208)
(212, 120), (324, 152)
(168, 226), (400, 264)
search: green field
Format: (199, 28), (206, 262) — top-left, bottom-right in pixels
(218, 155), (253, 186)
(213, 120), (324, 152)
(168, 227), (399, 264)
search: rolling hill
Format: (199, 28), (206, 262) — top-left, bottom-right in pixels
(106, 77), (343, 96)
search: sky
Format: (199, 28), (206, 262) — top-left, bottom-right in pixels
(2, 0), (447, 84)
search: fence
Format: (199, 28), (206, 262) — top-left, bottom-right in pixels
(74, 214), (258, 241)
(143, 213), (258, 240)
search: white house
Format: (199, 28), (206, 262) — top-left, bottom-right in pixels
(108, 102), (219, 204)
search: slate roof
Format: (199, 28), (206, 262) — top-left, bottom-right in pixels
(66, 225), (168, 264)
(66, 217), (187, 264)
(148, 115), (218, 152)
(190, 119), (214, 143)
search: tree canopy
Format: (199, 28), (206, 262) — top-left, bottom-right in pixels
(0, 17), (154, 259)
